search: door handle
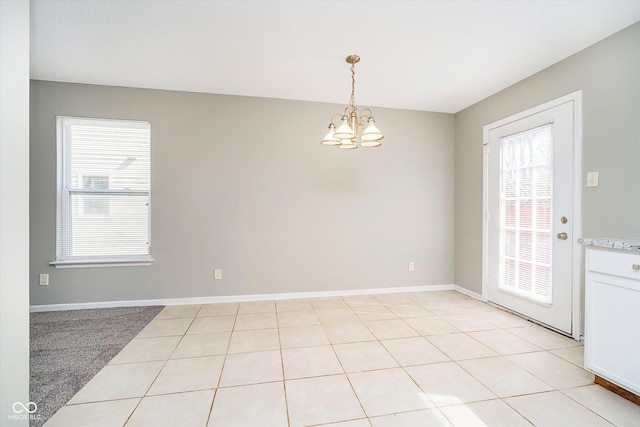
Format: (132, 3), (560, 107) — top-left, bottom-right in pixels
(557, 232), (568, 240)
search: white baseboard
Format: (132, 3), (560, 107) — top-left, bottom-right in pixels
(452, 284), (483, 301)
(30, 283), (481, 312)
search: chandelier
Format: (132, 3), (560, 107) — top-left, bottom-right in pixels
(321, 55), (384, 149)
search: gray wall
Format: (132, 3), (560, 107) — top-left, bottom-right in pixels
(30, 82), (455, 305)
(454, 22), (640, 294)
(1, 0), (30, 422)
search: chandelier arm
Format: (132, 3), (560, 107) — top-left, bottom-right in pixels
(329, 113), (344, 125)
(359, 108), (373, 121)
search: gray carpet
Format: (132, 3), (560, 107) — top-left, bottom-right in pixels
(30, 305), (164, 426)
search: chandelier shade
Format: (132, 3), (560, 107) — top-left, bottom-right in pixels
(321, 123), (342, 146)
(320, 55), (384, 149)
(333, 117), (356, 140)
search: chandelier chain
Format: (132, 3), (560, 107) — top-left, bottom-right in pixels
(349, 62), (356, 110)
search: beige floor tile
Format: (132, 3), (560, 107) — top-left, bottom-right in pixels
(276, 309), (320, 327)
(186, 315), (235, 334)
(458, 356), (553, 398)
(364, 319), (420, 340)
(197, 303), (239, 317)
(45, 398), (140, 427)
(418, 300), (470, 316)
(380, 337), (450, 366)
(404, 317), (461, 336)
(406, 362), (496, 406)
(109, 336), (181, 364)
(352, 304), (397, 321)
(374, 293), (414, 305)
(441, 313), (499, 332)
(323, 321), (376, 344)
(349, 368), (434, 417)
(439, 399), (532, 427)
(275, 298), (313, 312)
(155, 305), (201, 319)
(208, 382), (288, 427)
(238, 300), (276, 314)
(426, 333), (498, 360)
(286, 375), (365, 427)
(171, 332), (231, 358)
(42, 290), (630, 427)
(333, 341), (398, 373)
(480, 309), (532, 328)
(282, 345), (343, 379)
(125, 389), (214, 427)
(409, 291), (465, 304)
(234, 312), (278, 330)
(279, 324), (329, 349)
(316, 308), (360, 324)
(370, 409), (452, 427)
(343, 295), (381, 306)
(507, 351), (594, 389)
(453, 299), (495, 313)
(136, 318), (193, 338)
(310, 297), (348, 309)
(386, 303), (432, 318)
(227, 328), (279, 353)
(550, 346), (585, 368)
(467, 329), (541, 355)
(147, 355), (224, 395)
(68, 361), (164, 404)
(507, 325), (580, 350)
(563, 384), (640, 427)
(505, 390), (614, 426)
(219, 350), (283, 387)
(316, 419), (372, 427)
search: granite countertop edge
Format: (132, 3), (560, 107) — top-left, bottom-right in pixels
(578, 237), (640, 252)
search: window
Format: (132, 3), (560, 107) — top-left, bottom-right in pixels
(53, 117), (151, 267)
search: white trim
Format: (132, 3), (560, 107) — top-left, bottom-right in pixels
(481, 90), (583, 340)
(452, 285), (483, 301)
(50, 257), (153, 268)
(30, 284), (460, 312)
(570, 91), (584, 342)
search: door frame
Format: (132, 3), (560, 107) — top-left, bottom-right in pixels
(481, 91), (583, 340)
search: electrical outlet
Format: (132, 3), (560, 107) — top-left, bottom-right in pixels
(214, 269), (222, 280)
(40, 274), (49, 286)
(408, 262), (415, 272)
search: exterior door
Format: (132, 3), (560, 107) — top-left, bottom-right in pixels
(485, 99), (576, 335)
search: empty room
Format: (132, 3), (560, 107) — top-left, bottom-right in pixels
(2, 0), (640, 426)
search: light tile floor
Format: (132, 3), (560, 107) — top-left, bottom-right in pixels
(45, 290), (640, 426)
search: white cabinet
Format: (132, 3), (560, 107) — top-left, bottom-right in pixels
(584, 247), (640, 396)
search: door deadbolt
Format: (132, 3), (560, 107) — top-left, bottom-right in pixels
(560, 216), (568, 224)
(557, 232), (568, 240)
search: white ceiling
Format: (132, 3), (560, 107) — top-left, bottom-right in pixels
(31, 0), (640, 113)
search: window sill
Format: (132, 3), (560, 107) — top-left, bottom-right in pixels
(50, 257), (153, 269)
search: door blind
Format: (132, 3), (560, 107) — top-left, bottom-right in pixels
(498, 124), (553, 304)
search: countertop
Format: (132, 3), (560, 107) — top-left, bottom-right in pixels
(578, 237), (640, 252)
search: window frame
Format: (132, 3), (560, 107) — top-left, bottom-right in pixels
(51, 116), (153, 268)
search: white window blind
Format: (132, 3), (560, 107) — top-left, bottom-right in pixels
(54, 117), (151, 267)
(498, 124), (552, 304)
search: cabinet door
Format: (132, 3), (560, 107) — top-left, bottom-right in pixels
(585, 249), (640, 395)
